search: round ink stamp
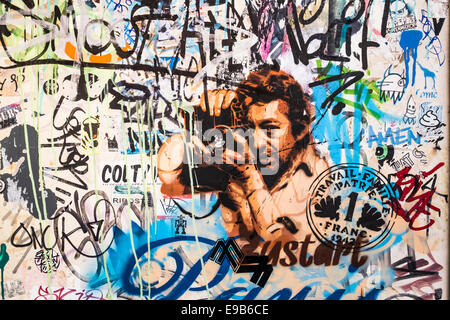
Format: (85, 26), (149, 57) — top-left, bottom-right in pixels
(306, 163), (396, 251)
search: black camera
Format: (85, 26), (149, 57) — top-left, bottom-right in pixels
(178, 100), (250, 155)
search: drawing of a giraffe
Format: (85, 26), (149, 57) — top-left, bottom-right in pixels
(418, 62), (436, 89)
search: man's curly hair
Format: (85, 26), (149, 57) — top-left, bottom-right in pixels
(233, 66), (313, 149)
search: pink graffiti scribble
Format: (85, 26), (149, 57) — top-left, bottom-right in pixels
(34, 286), (106, 300)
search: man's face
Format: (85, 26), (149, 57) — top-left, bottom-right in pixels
(247, 99), (300, 177)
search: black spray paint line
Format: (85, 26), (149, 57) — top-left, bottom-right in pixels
(380, 0), (392, 37)
(82, 70), (115, 300)
(119, 100), (145, 299)
(42, 100), (89, 191)
(309, 70), (364, 133)
(359, 0), (379, 70)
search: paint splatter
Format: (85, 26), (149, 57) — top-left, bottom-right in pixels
(399, 30), (423, 88)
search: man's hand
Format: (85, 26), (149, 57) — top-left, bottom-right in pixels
(158, 133), (214, 195)
(198, 89), (238, 117)
(195, 90), (259, 186)
(158, 134), (213, 172)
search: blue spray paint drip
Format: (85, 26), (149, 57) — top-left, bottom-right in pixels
(311, 64), (365, 164)
(312, 66), (345, 164)
(399, 30), (423, 88)
(312, 62), (403, 165)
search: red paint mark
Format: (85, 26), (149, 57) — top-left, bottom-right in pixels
(157, 216), (176, 220)
(162, 194), (193, 199)
(389, 162), (444, 231)
(400, 274), (442, 295)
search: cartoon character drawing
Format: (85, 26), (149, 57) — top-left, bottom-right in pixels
(375, 144), (395, 167)
(174, 216), (187, 235)
(419, 109), (441, 128)
(377, 65), (406, 105)
(403, 95), (416, 124)
(389, 0), (411, 18)
(81, 115), (100, 152)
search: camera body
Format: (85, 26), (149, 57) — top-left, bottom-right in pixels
(177, 96), (279, 179)
(179, 101), (245, 135)
(179, 102), (251, 155)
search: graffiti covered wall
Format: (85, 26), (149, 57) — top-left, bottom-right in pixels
(0, 0), (448, 300)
